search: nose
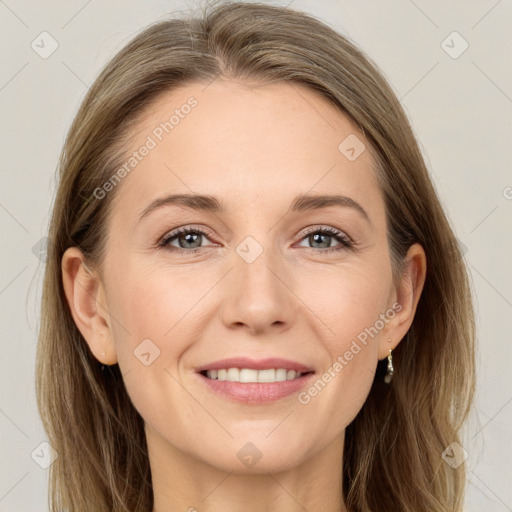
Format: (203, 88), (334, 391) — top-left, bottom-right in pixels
(220, 244), (298, 336)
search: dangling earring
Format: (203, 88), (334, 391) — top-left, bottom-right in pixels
(384, 348), (394, 383)
(101, 351), (106, 371)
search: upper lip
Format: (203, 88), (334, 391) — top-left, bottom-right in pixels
(195, 357), (315, 373)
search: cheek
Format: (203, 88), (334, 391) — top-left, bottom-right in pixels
(107, 261), (217, 385)
(299, 259), (391, 348)
(110, 270), (195, 354)
(105, 268), (203, 440)
(294, 262), (389, 420)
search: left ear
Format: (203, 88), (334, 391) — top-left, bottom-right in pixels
(378, 242), (427, 359)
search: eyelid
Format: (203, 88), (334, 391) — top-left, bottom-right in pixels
(157, 224), (356, 257)
(158, 224), (217, 247)
(297, 224), (353, 242)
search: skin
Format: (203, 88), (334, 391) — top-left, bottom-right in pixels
(62, 79), (426, 512)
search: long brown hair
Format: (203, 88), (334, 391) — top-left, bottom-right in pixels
(36, 1), (476, 510)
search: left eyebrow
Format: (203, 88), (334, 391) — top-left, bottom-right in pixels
(138, 192), (372, 227)
(289, 193), (371, 226)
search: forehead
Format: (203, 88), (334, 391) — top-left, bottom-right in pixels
(108, 79), (383, 224)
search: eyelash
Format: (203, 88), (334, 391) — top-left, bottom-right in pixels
(157, 225), (355, 255)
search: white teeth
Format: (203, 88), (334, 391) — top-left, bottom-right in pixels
(205, 368), (304, 382)
(257, 369), (277, 382)
(227, 368), (239, 381)
(286, 369), (297, 380)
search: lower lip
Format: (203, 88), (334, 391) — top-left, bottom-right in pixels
(196, 372), (315, 403)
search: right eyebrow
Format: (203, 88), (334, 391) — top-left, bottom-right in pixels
(138, 193), (224, 223)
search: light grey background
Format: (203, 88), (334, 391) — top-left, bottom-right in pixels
(1, 0), (511, 510)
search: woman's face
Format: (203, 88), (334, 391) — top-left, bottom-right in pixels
(76, 79), (420, 474)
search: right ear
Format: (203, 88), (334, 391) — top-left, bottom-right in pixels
(61, 247), (117, 365)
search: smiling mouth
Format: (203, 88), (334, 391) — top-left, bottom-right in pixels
(199, 368), (314, 383)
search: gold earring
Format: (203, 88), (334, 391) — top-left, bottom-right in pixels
(384, 348), (394, 384)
